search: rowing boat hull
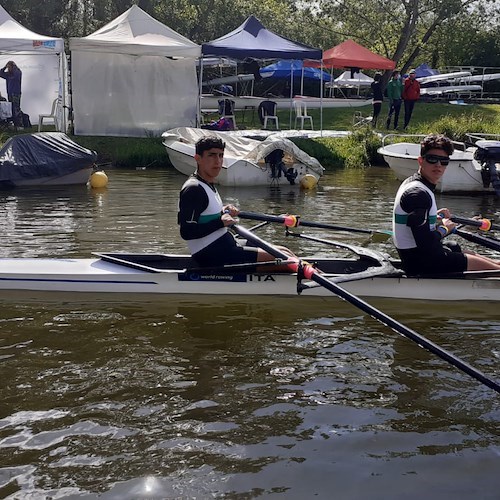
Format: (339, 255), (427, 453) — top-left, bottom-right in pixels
(0, 256), (498, 302)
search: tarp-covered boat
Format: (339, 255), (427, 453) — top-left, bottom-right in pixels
(162, 127), (324, 187)
(0, 132), (97, 187)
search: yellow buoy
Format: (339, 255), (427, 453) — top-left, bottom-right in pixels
(90, 171), (108, 188)
(300, 174), (318, 190)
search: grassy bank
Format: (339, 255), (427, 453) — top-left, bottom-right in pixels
(292, 102), (500, 168)
(2, 102), (499, 169)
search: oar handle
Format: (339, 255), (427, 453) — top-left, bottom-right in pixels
(232, 223), (500, 395)
(451, 216), (500, 232)
(238, 211), (373, 235)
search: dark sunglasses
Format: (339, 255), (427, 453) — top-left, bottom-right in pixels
(423, 154), (450, 166)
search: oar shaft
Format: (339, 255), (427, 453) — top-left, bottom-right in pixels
(451, 216), (500, 232)
(239, 210), (373, 234)
(308, 272), (500, 394)
(456, 229), (500, 252)
(232, 224), (500, 394)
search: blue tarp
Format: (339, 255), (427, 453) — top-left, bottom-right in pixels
(201, 16), (322, 60)
(260, 60), (331, 81)
(414, 63), (440, 78)
(0, 132), (97, 184)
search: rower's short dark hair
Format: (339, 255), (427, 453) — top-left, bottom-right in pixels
(195, 136), (225, 156)
(420, 134), (454, 156)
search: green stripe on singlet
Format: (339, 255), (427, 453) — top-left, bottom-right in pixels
(199, 213), (221, 224)
(394, 214), (437, 224)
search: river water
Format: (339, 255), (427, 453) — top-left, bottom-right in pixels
(0, 167), (499, 499)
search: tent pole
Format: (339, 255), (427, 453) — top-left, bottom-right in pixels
(289, 62), (294, 130)
(59, 53), (66, 133)
(197, 57), (203, 127)
(320, 60), (323, 136)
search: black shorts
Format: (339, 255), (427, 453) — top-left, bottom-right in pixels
(399, 247), (467, 276)
(193, 232), (259, 268)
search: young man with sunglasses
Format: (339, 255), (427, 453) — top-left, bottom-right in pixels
(393, 134), (500, 275)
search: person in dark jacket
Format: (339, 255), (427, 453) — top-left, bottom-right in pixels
(0, 61), (22, 127)
(370, 73), (383, 128)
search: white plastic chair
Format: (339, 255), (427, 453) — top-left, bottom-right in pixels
(293, 100), (313, 130)
(38, 98), (59, 132)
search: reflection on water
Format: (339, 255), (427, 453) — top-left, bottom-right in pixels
(0, 168), (499, 498)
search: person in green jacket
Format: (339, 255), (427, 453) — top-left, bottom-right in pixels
(386, 70), (403, 129)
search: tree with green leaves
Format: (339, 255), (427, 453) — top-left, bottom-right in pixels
(317, 0), (500, 73)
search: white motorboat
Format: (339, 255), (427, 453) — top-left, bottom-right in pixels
(162, 127), (324, 187)
(0, 132), (97, 187)
(0, 246), (499, 302)
(378, 134), (500, 194)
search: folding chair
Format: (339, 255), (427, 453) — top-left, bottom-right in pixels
(293, 100), (313, 130)
(218, 99), (237, 130)
(353, 111), (373, 127)
(258, 100), (279, 130)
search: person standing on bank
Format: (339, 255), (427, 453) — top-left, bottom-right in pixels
(0, 61), (22, 127)
(393, 133), (500, 276)
(370, 73), (383, 128)
(402, 69), (420, 129)
(386, 70), (403, 129)
(178, 136), (296, 269)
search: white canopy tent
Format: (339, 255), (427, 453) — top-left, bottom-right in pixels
(69, 5), (201, 137)
(333, 70), (373, 87)
(0, 5), (67, 130)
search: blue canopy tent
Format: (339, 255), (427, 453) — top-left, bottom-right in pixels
(260, 59), (331, 100)
(201, 16), (321, 60)
(201, 16), (323, 129)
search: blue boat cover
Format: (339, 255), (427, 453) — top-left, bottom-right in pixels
(414, 63), (440, 78)
(202, 16), (322, 60)
(0, 132), (97, 183)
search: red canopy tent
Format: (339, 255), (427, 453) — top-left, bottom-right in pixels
(306, 39), (395, 70)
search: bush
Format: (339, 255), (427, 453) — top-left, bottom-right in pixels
(292, 128), (383, 170)
(414, 113), (500, 142)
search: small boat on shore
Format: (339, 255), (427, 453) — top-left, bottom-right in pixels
(1, 242), (499, 302)
(162, 127), (324, 187)
(378, 133), (500, 194)
(0, 132), (98, 188)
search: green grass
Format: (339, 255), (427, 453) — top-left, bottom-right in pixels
(2, 101), (499, 169)
(73, 135), (170, 168)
